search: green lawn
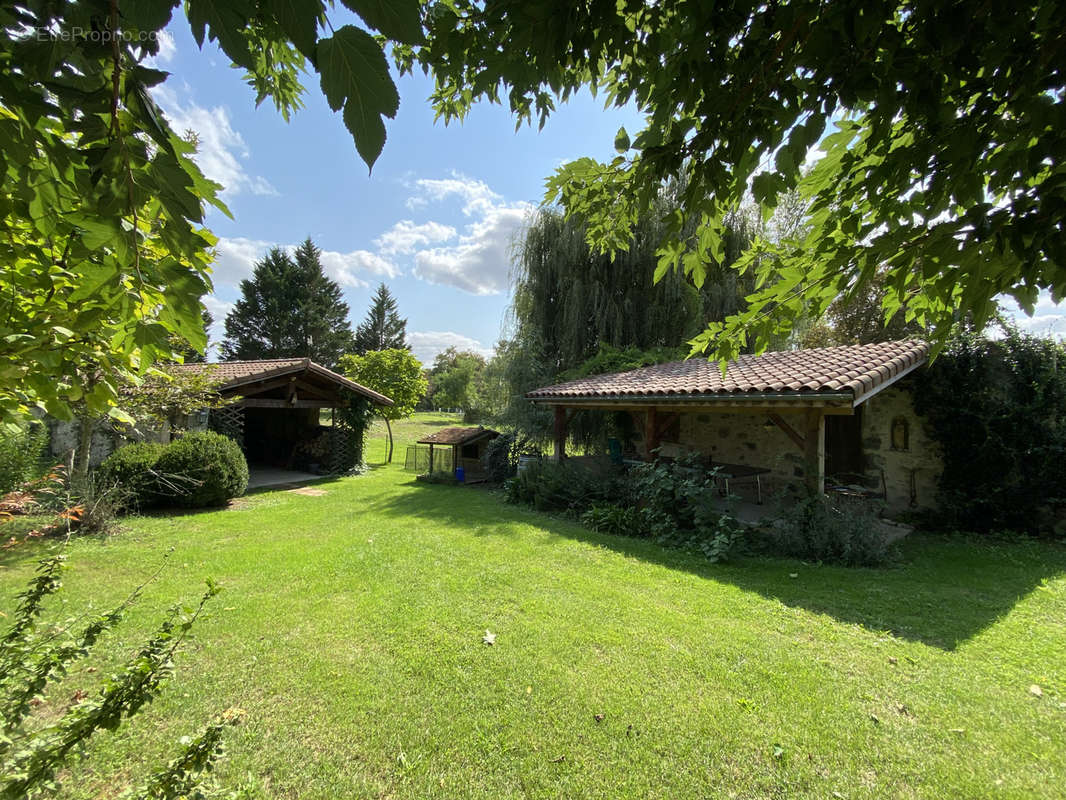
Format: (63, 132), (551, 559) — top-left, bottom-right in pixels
(365, 410), (467, 465)
(1, 442), (1064, 798)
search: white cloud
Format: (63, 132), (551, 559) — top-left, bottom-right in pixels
(406, 173), (503, 217)
(201, 295), (233, 358)
(143, 30), (176, 66)
(1000, 292), (1066, 339)
(408, 331), (495, 366)
(413, 203), (531, 295)
(152, 85), (277, 198)
(319, 249), (399, 288)
(209, 237), (399, 291)
(397, 173), (532, 295)
(375, 220), (457, 255)
(210, 236), (274, 287)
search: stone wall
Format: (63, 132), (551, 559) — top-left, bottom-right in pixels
(859, 381), (943, 514)
(672, 410), (810, 499)
(47, 412), (209, 469)
(655, 381), (943, 514)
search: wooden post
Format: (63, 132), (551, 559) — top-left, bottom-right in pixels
(428, 443), (434, 473)
(553, 405), (568, 463)
(644, 407), (660, 459)
(803, 408), (825, 495)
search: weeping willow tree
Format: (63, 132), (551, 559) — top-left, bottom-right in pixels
(501, 181), (772, 449)
(510, 185), (758, 376)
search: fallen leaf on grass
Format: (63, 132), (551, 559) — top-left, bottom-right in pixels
(1029, 684), (1043, 697)
(594, 713), (605, 723)
(550, 755), (565, 763)
(482, 630), (496, 645)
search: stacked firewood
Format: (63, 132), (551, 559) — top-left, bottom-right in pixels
(290, 426), (332, 470)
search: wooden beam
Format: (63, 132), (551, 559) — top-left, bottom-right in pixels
(655, 411), (679, 441)
(553, 405), (568, 463)
(802, 408), (825, 495)
(768, 413), (805, 450)
(237, 398), (336, 409)
(645, 407), (660, 456)
(428, 443), (434, 473)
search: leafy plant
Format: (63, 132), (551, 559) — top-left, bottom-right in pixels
(0, 423), (48, 494)
(0, 552), (236, 798)
(629, 456), (745, 563)
(504, 460), (623, 513)
(764, 495), (895, 567)
(580, 504), (644, 538)
(154, 432), (249, 508)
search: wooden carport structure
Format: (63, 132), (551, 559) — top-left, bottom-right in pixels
(173, 358), (392, 474)
(525, 341), (929, 494)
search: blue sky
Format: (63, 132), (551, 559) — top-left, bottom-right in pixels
(151, 19), (645, 365)
(152, 19), (1063, 365)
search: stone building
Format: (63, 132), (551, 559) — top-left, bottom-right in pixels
(526, 340), (940, 514)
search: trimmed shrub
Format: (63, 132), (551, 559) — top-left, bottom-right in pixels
(763, 495), (895, 567)
(155, 431), (248, 508)
(0, 423), (48, 493)
(97, 442), (166, 510)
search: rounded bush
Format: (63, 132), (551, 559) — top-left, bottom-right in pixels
(97, 442), (167, 509)
(154, 431), (248, 508)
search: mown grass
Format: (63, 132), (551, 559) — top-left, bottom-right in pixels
(364, 411), (467, 465)
(0, 444), (1063, 798)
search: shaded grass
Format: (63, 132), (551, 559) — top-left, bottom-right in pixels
(0, 465), (1063, 798)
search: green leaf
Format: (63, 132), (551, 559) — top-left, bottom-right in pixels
(185, 0), (257, 70)
(613, 126), (630, 153)
(317, 25), (400, 170)
(264, 0), (324, 58)
(341, 0), (424, 44)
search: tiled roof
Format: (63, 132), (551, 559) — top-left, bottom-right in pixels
(526, 340), (928, 404)
(417, 426), (500, 446)
(171, 358), (393, 405)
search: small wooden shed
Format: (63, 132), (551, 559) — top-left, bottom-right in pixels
(416, 426), (501, 479)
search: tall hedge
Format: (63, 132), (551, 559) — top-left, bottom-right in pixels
(913, 330), (1066, 534)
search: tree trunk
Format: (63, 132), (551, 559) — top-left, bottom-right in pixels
(73, 414), (95, 482)
(384, 415), (394, 463)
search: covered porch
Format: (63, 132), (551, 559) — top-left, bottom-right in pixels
(526, 340), (930, 504)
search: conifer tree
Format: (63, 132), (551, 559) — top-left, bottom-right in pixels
(222, 239), (354, 367)
(353, 284), (408, 354)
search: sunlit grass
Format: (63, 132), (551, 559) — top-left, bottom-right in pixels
(0, 453), (1063, 798)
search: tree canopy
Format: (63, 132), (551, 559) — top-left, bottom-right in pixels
(401, 0), (1066, 362)
(338, 348), (427, 462)
(222, 238), (354, 367)
(0, 0), (420, 429)
(353, 284), (408, 353)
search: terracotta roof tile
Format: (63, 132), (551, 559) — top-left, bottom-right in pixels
(171, 359), (393, 405)
(526, 340), (928, 404)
